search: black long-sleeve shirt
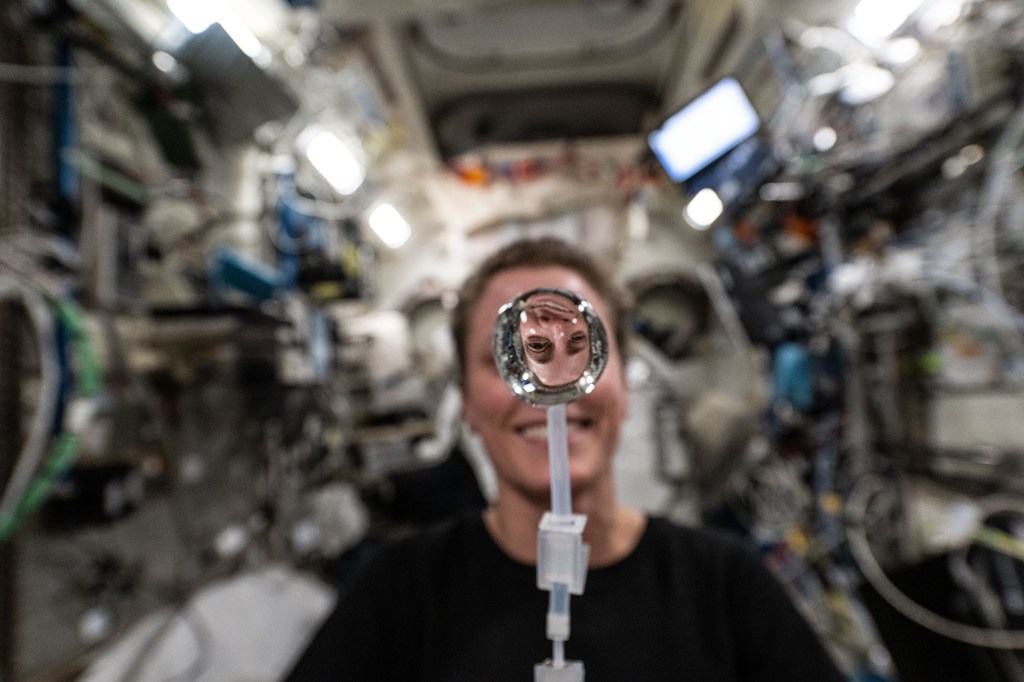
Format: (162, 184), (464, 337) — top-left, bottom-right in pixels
(284, 514), (847, 681)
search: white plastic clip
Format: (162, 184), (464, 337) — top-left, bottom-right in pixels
(536, 512), (589, 595)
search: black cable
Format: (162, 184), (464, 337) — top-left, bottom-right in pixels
(846, 473), (1024, 649)
(0, 301), (23, 681)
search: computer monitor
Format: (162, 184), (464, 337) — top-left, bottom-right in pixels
(647, 76), (761, 184)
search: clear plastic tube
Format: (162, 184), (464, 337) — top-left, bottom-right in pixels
(550, 583), (570, 648)
(552, 638), (565, 668)
(547, 404), (571, 517)
(547, 402), (573, 668)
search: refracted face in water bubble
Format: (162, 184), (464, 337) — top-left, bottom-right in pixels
(490, 283), (608, 407)
(518, 291), (590, 388)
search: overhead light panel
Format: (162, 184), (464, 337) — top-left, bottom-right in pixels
(167, 0), (269, 66)
(167, 0), (216, 34)
(917, 0), (967, 33)
(217, 13), (269, 66)
(684, 189), (723, 230)
(151, 50), (178, 73)
(837, 62), (895, 105)
(813, 127), (838, 152)
(847, 0), (925, 43)
(368, 203), (412, 249)
(298, 124), (366, 197)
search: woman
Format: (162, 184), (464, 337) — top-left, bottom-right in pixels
(284, 236), (846, 681)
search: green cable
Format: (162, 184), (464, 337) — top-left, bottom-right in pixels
(55, 298), (102, 397)
(974, 525), (1024, 563)
(0, 296), (102, 543)
(0, 434), (79, 543)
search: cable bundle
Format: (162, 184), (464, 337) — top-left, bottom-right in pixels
(0, 273), (101, 543)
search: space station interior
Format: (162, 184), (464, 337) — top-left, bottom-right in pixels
(2, 0), (1024, 680)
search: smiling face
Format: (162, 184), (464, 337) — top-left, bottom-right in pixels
(461, 266), (629, 504)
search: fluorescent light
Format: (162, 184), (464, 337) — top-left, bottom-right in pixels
(813, 127), (838, 152)
(881, 37), (921, 65)
(918, 0), (966, 33)
(368, 203), (412, 249)
(837, 62), (895, 105)
(218, 13), (269, 65)
(167, 0), (216, 34)
(684, 189), (723, 230)
(848, 0), (925, 43)
(300, 126), (366, 196)
(167, 0), (268, 66)
(151, 50), (178, 73)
